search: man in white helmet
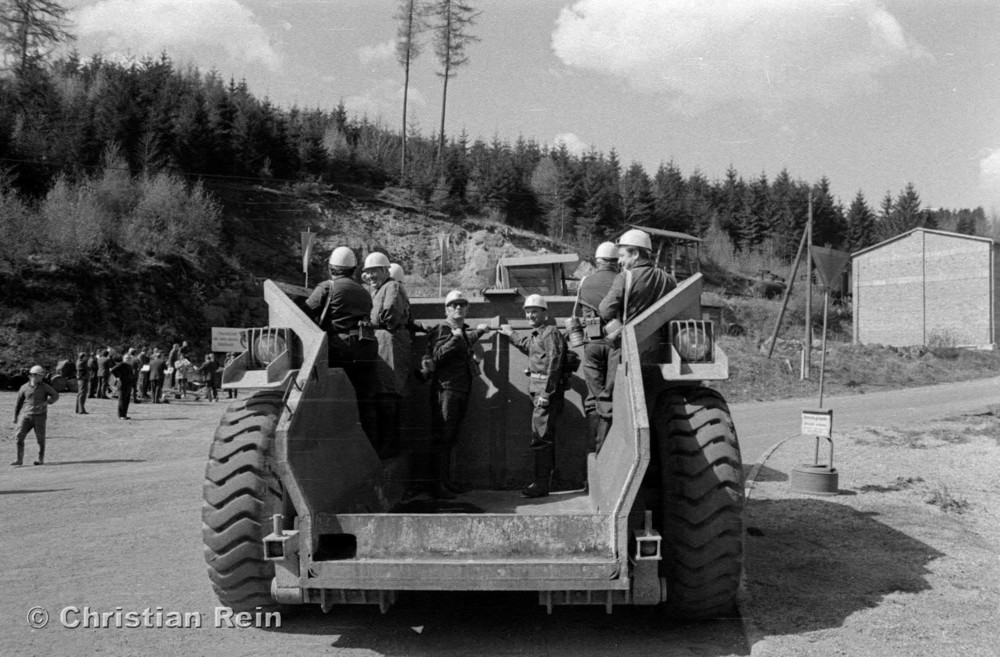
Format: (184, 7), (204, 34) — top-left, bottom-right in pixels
(597, 229), (676, 442)
(12, 365), (58, 466)
(576, 241), (619, 453)
(422, 289), (491, 498)
(499, 294), (567, 498)
(305, 246), (380, 451)
(364, 251), (411, 459)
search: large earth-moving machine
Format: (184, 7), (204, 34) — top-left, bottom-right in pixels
(201, 261), (743, 618)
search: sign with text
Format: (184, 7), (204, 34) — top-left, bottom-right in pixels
(211, 328), (247, 353)
(801, 409), (833, 437)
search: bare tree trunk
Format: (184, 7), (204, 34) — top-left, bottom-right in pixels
(436, 3), (452, 162)
(401, 49), (411, 180)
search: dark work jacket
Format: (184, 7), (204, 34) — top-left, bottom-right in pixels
(110, 361), (134, 389)
(578, 264), (617, 319)
(75, 358), (90, 379)
(599, 260), (677, 324)
(426, 322), (488, 393)
(306, 275), (372, 333)
(148, 357), (166, 381)
(509, 324), (566, 398)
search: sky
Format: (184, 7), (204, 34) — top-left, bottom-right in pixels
(64, 0), (1000, 212)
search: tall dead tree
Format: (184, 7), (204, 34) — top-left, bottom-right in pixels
(0, 0), (73, 79)
(430, 0), (479, 162)
(395, 0), (428, 181)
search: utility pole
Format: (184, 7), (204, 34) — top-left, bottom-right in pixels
(803, 191), (813, 379)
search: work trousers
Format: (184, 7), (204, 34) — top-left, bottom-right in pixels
(430, 388), (469, 452)
(16, 414), (47, 450)
(138, 371), (150, 398)
(329, 333), (380, 451)
(118, 384), (132, 418)
(529, 391), (564, 450)
(151, 380), (164, 403)
(583, 339), (616, 420)
(76, 378), (89, 413)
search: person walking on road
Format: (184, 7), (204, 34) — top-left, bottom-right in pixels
(74, 351), (90, 414)
(148, 349), (167, 403)
(198, 353), (220, 402)
(12, 365), (59, 466)
(96, 349), (111, 398)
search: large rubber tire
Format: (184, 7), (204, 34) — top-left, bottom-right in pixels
(202, 390), (286, 611)
(654, 386), (744, 619)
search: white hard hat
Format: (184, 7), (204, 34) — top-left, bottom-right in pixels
(444, 289), (468, 306)
(29, 365), (45, 375)
(618, 229), (652, 251)
(523, 294), (548, 310)
(328, 246), (357, 268)
(363, 252), (391, 270)
(595, 241), (618, 260)
(389, 263), (405, 282)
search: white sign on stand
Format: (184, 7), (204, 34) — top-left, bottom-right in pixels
(801, 409), (833, 437)
(212, 328), (247, 352)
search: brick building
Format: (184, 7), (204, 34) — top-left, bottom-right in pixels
(852, 228), (1000, 348)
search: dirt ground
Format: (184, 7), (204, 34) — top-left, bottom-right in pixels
(742, 408), (1000, 657)
(3, 387), (998, 656)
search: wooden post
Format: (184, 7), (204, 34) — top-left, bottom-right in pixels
(766, 227), (809, 358)
(818, 288), (830, 408)
(803, 192), (813, 379)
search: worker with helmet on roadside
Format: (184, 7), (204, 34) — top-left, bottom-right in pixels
(364, 251), (411, 460)
(305, 246), (380, 452)
(422, 289), (492, 498)
(575, 241), (619, 453)
(12, 365), (59, 466)
(598, 228), (677, 438)
(499, 294), (567, 498)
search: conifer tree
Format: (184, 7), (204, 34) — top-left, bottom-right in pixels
(395, 0), (429, 180)
(845, 191), (876, 251)
(0, 0), (73, 79)
(430, 0), (479, 161)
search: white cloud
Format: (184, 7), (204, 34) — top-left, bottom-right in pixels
(551, 0), (931, 113)
(344, 78), (427, 123)
(358, 39), (397, 66)
(979, 149), (1000, 204)
(553, 132), (589, 155)
(74, 0), (280, 71)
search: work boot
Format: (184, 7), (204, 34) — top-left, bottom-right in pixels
(522, 447), (555, 498)
(11, 444), (24, 466)
(34, 447), (45, 466)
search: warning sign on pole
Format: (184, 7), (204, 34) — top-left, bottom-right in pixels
(811, 246), (850, 290)
(801, 409), (833, 437)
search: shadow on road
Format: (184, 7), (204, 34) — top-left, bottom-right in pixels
(42, 459), (146, 466)
(743, 498), (944, 641)
(0, 488), (71, 495)
(266, 591), (748, 656)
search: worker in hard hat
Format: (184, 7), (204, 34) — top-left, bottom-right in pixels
(305, 246), (379, 451)
(597, 229), (677, 441)
(364, 251), (411, 460)
(499, 294), (567, 498)
(422, 289), (492, 498)
(575, 241), (619, 453)
(12, 365), (59, 466)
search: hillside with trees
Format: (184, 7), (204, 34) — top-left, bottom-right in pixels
(0, 5), (993, 365)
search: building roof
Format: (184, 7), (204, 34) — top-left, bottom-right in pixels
(851, 227), (994, 258)
(628, 225), (703, 243)
(496, 253), (579, 268)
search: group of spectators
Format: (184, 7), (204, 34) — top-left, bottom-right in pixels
(72, 342), (237, 419)
(10, 342), (239, 467)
